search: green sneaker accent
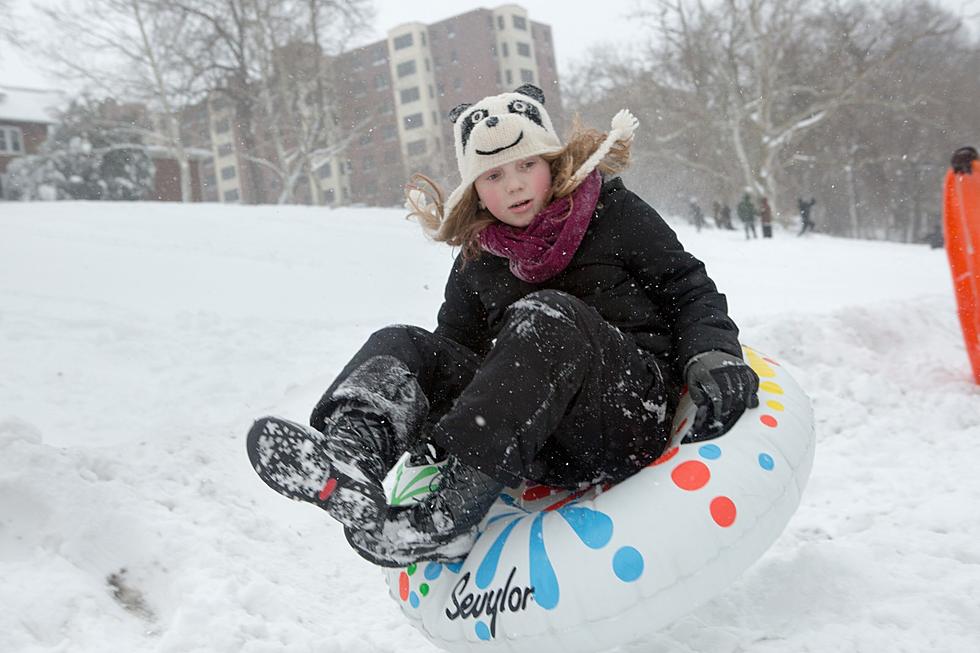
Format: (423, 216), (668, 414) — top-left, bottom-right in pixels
(382, 450), (447, 507)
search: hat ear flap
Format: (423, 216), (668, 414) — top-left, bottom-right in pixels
(513, 84), (545, 105)
(448, 103), (472, 124)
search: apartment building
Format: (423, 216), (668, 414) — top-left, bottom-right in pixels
(206, 3), (561, 207)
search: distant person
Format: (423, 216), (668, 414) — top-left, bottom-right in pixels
(951, 146), (978, 174)
(759, 197), (773, 238)
(737, 193), (757, 239)
(720, 203), (735, 230)
(689, 200), (706, 232)
(798, 197), (816, 236)
(712, 201), (722, 229)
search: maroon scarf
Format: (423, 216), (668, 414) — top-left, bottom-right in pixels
(478, 170), (602, 283)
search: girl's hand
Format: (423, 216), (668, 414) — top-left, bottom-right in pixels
(684, 351), (760, 441)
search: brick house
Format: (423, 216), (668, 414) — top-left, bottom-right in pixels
(0, 85), (64, 198)
(0, 88), (212, 201)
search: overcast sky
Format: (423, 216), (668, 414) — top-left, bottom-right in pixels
(1, 0), (977, 92)
(0, 0), (640, 91)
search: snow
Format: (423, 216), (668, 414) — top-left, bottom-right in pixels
(0, 85), (65, 124)
(1, 200), (978, 652)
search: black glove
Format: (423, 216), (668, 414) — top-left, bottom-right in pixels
(951, 146), (978, 175)
(684, 351), (759, 441)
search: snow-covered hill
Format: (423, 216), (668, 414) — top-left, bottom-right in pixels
(1, 201), (977, 652)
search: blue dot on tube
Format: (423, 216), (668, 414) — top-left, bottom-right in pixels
(475, 621), (492, 640)
(612, 546), (644, 582)
(424, 562), (442, 580)
(699, 444), (722, 460)
(409, 592), (420, 608)
(446, 560), (464, 573)
(759, 453), (774, 470)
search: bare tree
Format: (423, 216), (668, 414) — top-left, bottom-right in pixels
(0, 0), (22, 52)
(37, 0), (203, 202)
(167, 0), (373, 204)
(246, 0), (375, 203)
(627, 0), (959, 218)
(563, 0), (979, 241)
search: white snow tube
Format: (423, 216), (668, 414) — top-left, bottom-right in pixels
(383, 346), (815, 653)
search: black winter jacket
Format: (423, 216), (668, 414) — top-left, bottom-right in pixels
(434, 177), (742, 379)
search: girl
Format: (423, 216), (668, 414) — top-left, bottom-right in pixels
(247, 84), (759, 568)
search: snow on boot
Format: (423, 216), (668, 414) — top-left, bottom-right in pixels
(246, 415), (389, 529)
(345, 456), (504, 567)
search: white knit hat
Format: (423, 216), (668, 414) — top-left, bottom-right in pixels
(429, 84), (638, 219)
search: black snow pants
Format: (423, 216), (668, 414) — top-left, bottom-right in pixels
(311, 290), (676, 489)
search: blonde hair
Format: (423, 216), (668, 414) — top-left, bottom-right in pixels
(406, 116), (632, 261)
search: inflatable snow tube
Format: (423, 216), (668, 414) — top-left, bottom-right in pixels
(383, 346), (815, 653)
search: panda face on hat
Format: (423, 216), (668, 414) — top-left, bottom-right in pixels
(442, 84), (562, 217)
(453, 88), (550, 156)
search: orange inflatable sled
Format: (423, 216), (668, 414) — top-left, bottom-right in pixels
(942, 154), (980, 384)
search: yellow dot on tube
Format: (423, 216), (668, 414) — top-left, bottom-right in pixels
(744, 348), (776, 378)
(760, 381), (784, 395)
(766, 400), (784, 411)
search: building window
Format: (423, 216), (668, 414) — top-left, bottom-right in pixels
(0, 126), (23, 154)
(375, 73), (389, 90)
(513, 15), (527, 30)
(425, 58), (430, 72)
(406, 139), (426, 156)
(497, 16), (504, 30)
(501, 42), (509, 57)
(372, 45), (387, 64)
(453, 77), (462, 91)
(362, 156), (374, 171)
(359, 132), (373, 146)
(317, 162), (332, 178)
(400, 86), (420, 104)
(217, 143), (234, 157)
(403, 112), (423, 129)
(520, 69), (535, 83)
(393, 33), (413, 50)
(204, 173), (216, 188)
(428, 85), (434, 98)
(517, 42), (531, 57)
(220, 165), (236, 180)
(383, 125), (398, 141)
(505, 70), (513, 85)
(437, 81), (446, 96)
(223, 188), (240, 202)
(214, 118), (230, 134)
(450, 49), (458, 63)
(396, 60), (417, 78)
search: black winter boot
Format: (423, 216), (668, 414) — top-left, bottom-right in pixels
(247, 414), (392, 529)
(344, 456), (505, 567)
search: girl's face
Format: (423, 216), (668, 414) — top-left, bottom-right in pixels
(474, 156), (552, 228)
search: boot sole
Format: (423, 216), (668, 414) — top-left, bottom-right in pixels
(246, 416), (387, 528)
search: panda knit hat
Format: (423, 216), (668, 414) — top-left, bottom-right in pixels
(414, 84), (638, 220)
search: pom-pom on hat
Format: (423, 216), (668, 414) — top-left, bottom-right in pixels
(438, 84), (638, 219)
